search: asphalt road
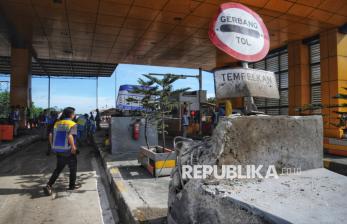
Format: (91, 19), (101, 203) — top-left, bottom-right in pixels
(0, 140), (118, 224)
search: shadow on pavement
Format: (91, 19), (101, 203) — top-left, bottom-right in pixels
(0, 141), (98, 199)
(118, 165), (154, 180)
(0, 172), (95, 199)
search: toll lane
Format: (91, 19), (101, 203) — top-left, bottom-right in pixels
(0, 141), (116, 224)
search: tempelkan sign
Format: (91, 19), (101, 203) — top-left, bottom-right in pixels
(214, 68), (279, 99)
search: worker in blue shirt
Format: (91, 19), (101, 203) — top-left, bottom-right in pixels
(43, 107), (79, 195)
(87, 115), (96, 145)
(46, 111), (59, 156)
(76, 114), (88, 145)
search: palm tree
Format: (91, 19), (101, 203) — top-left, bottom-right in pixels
(129, 74), (190, 150)
(331, 89), (347, 130)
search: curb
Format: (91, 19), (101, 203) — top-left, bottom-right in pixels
(324, 158), (347, 176)
(0, 135), (41, 160)
(93, 138), (140, 224)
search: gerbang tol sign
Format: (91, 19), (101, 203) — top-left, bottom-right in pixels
(209, 3), (270, 62)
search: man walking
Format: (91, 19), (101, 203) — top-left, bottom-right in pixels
(43, 107), (79, 195)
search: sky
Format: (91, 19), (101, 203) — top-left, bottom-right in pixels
(0, 64), (215, 114)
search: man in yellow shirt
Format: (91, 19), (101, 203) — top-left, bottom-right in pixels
(43, 107), (79, 196)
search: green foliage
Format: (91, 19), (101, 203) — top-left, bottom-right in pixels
(332, 90), (347, 128)
(296, 87), (347, 129)
(0, 91), (46, 120)
(207, 97), (216, 104)
(128, 74), (190, 149)
(31, 103), (44, 118)
(0, 91), (10, 119)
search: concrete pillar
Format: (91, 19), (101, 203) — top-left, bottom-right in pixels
(215, 49), (244, 109)
(10, 47), (32, 128)
(287, 40), (310, 115)
(320, 28), (347, 140)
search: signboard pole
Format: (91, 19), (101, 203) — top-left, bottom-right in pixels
(198, 68), (202, 136)
(96, 77), (99, 109)
(241, 62), (259, 114)
(115, 71), (117, 108)
(48, 75), (51, 110)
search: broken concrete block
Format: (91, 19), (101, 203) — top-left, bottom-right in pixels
(168, 115), (328, 224)
(214, 115), (323, 172)
(169, 168), (347, 224)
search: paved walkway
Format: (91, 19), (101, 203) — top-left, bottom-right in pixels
(0, 140), (117, 224)
(94, 128), (170, 224)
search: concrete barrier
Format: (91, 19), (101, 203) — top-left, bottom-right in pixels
(167, 115), (347, 224)
(213, 115), (323, 171)
(94, 130), (169, 224)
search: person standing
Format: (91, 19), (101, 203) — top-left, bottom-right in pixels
(76, 114), (88, 145)
(39, 110), (49, 140)
(26, 105), (34, 129)
(182, 111), (190, 138)
(43, 107), (79, 195)
(46, 111), (58, 156)
(10, 105), (20, 137)
(89, 112), (94, 121)
(212, 107), (219, 129)
(95, 109), (101, 130)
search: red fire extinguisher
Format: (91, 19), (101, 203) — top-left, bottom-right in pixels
(132, 121), (140, 140)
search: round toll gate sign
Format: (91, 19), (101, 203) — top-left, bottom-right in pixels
(209, 3), (270, 62)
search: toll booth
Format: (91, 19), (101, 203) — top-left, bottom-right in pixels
(166, 90), (208, 137)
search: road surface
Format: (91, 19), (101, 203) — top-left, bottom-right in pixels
(0, 140), (118, 224)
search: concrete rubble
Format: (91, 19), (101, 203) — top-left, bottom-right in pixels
(168, 115), (347, 224)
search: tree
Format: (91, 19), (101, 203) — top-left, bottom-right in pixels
(0, 91), (10, 119)
(207, 97), (216, 104)
(331, 90), (347, 129)
(0, 91), (45, 123)
(129, 74), (190, 150)
(31, 103), (44, 118)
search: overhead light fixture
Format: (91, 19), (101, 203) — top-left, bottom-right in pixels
(63, 49), (72, 54)
(174, 17), (182, 21)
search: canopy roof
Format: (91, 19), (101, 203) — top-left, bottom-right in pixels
(0, 56), (117, 77)
(0, 0), (346, 73)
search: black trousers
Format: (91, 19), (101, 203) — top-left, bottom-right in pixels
(47, 154), (77, 188)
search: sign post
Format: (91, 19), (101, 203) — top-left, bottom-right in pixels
(209, 3), (270, 62)
(209, 3), (275, 114)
